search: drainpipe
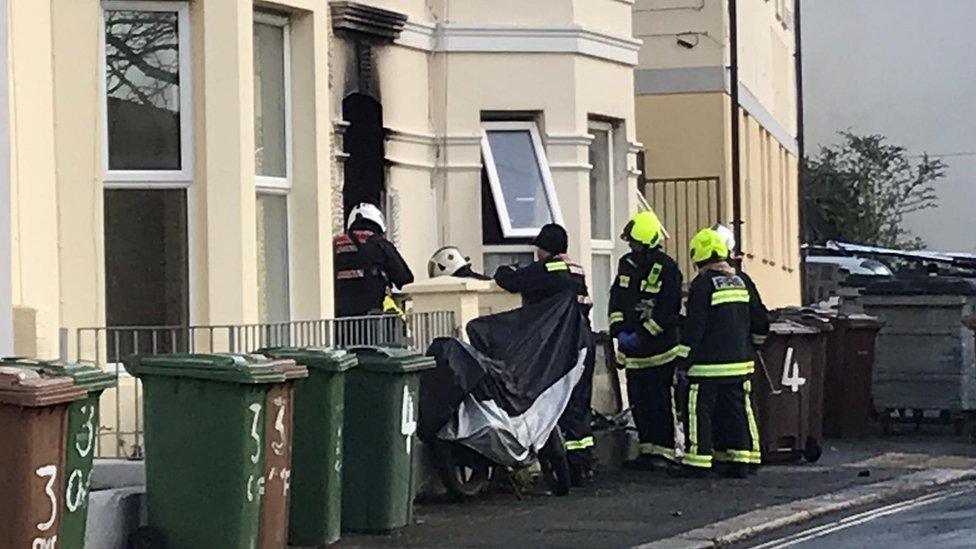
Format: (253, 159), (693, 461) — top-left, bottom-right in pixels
(794, 0), (807, 299)
(728, 0), (743, 250)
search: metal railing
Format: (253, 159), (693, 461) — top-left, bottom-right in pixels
(76, 311), (456, 458)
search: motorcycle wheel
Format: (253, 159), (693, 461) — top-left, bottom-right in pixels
(539, 428), (571, 496)
(432, 440), (492, 500)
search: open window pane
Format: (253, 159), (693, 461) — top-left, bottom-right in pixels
(589, 127), (613, 240)
(256, 194), (290, 323)
(105, 10), (182, 171)
(482, 127), (558, 236)
(254, 22), (287, 179)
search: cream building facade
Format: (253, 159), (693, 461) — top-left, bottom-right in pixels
(633, 0), (801, 306)
(1, 0), (643, 358)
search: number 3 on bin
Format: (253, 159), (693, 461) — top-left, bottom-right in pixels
(35, 464), (59, 532)
(249, 402), (262, 464)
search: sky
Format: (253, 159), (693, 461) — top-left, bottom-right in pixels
(802, 0), (976, 252)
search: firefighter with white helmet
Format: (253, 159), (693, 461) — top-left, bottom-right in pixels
(676, 227), (770, 478)
(333, 203), (414, 317)
(427, 246), (490, 280)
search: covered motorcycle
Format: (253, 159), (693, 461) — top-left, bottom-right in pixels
(420, 294), (592, 496)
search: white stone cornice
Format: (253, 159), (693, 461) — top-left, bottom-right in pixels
(393, 22), (641, 66)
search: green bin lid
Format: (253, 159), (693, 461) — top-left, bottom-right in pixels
(256, 347), (358, 373)
(0, 359), (118, 394)
(124, 354), (290, 385)
(348, 346), (436, 374)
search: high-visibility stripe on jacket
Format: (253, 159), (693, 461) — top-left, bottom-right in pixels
(623, 345), (689, 370)
(493, 254), (591, 313)
(608, 247), (683, 362)
(681, 265), (770, 379)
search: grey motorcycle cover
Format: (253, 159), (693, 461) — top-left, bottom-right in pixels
(420, 294), (591, 466)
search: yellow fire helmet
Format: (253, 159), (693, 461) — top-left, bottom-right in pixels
(627, 210), (664, 248)
(689, 227), (730, 264)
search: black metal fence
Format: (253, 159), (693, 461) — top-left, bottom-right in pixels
(76, 311), (457, 458)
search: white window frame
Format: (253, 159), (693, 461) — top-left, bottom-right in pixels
(254, 11), (292, 193)
(101, 1), (194, 188)
(588, 121), (616, 332)
(481, 121), (564, 239)
(254, 11), (293, 321)
(588, 121), (616, 254)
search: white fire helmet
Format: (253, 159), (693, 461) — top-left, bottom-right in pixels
(428, 246), (471, 278)
(712, 223), (736, 254)
(347, 202), (386, 233)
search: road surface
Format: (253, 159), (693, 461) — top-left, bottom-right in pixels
(746, 482), (976, 549)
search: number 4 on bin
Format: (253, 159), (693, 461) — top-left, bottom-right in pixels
(781, 347), (806, 393)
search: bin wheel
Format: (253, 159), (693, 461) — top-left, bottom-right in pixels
(539, 428), (571, 497)
(128, 526), (165, 549)
(432, 440), (492, 500)
(803, 436), (823, 463)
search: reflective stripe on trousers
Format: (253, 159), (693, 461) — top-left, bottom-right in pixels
(565, 436), (595, 451)
(687, 361), (754, 377)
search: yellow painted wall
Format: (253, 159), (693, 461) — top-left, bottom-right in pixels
(636, 93), (727, 180)
(8, 0), (61, 359)
(51, 0), (104, 355)
(285, 6), (335, 321)
(739, 110), (800, 306)
(736, 0), (797, 133)
(572, 0), (636, 37)
(442, 0), (575, 25)
(633, 0), (727, 70)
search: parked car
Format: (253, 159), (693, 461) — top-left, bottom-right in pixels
(806, 255), (893, 277)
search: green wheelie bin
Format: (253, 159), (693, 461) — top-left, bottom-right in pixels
(124, 354), (307, 549)
(0, 359), (117, 549)
(342, 347), (435, 533)
(258, 347), (357, 546)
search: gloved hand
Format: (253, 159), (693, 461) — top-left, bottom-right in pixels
(616, 331), (640, 353)
(673, 368), (688, 387)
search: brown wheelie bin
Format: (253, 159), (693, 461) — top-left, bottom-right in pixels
(258, 360), (307, 549)
(822, 314), (883, 438)
(753, 315), (831, 463)
(0, 367), (86, 548)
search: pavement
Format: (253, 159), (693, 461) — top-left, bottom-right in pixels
(338, 434), (976, 548)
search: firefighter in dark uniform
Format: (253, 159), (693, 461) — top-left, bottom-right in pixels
(678, 227), (770, 478)
(333, 203), (414, 318)
(494, 223), (596, 486)
(608, 211), (687, 471)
